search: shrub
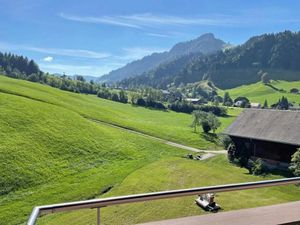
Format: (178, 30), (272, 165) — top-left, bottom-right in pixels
(289, 148), (300, 176)
(119, 90), (128, 103)
(219, 135), (233, 149)
(227, 143), (236, 162)
(198, 105), (227, 116)
(97, 89), (111, 99)
(261, 72), (270, 84)
(169, 101), (227, 116)
(201, 120), (211, 133)
(236, 146), (250, 168)
(192, 111), (221, 133)
(223, 92), (233, 106)
(111, 93), (120, 102)
(136, 98), (146, 106)
(168, 100), (195, 113)
(290, 88), (299, 94)
(249, 158), (265, 175)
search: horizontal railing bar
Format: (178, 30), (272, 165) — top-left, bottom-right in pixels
(27, 177), (300, 225)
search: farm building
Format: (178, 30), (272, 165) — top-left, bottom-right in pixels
(186, 98), (202, 104)
(250, 102), (261, 109)
(224, 109), (300, 167)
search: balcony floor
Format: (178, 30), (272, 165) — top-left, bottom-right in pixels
(138, 201), (300, 225)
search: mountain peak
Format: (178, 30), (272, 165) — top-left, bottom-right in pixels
(99, 33), (226, 83)
(198, 33), (215, 39)
(169, 33), (225, 56)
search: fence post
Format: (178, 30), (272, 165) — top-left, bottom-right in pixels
(97, 208), (100, 225)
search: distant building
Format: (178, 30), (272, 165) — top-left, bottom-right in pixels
(224, 109), (300, 168)
(234, 100), (244, 107)
(186, 98), (202, 104)
(289, 106), (300, 111)
(250, 103), (261, 108)
(161, 90), (170, 95)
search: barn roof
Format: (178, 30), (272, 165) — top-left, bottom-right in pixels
(224, 109), (300, 146)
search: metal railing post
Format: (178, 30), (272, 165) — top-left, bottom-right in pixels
(97, 208), (101, 225)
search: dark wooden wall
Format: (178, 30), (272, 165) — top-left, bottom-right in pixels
(230, 136), (298, 163)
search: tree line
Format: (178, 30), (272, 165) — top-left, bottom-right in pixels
(0, 51), (100, 94)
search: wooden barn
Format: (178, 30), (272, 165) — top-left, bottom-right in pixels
(224, 109), (300, 166)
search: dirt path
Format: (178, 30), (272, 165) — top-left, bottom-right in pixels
(199, 153), (216, 160)
(89, 118), (226, 155)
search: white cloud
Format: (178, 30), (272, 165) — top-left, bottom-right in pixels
(0, 42), (110, 59)
(25, 46), (110, 59)
(43, 56), (53, 62)
(60, 13), (241, 29)
(39, 63), (120, 76)
(120, 13), (237, 26)
(39, 46), (166, 76)
(145, 33), (172, 38)
(60, 13), (141, 29)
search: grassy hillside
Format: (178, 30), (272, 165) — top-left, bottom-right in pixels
(0, 75), (238, 149)
(219, 80), (300, 106)
(39, 156), (300, 225)
(2, 76), (298, 225)
(0, 75), (238, 224)
(0, 89), (191, 225)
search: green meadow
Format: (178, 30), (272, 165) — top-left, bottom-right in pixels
(0, 86), (190, 225)
(219, 80), (300, 106)
(0, 75), (238, 149)
(0, 75), (299, 225)
(38, 156), (300, 225)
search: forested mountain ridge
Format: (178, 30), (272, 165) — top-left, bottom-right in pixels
(98, 33), (226, 83)
(120, 30), (300, 89)
(119, 52), (204, 88)
(0, 51), (101, 94)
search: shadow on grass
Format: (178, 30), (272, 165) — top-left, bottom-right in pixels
(265, 168), (294, 178)
(130, 104), (169, 112)
(227, 158), (294, 178)
(200, 132), (219, 145)
(236, 165), (294, 178)
(222, 114), (235, 118)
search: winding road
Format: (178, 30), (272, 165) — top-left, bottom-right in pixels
(88, 118), (227, 157)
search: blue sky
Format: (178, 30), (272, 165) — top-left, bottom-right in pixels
(0, 0), (300, 77)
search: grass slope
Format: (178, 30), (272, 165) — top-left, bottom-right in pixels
(39, 155), (300, 225)
(0, 90), (189, 225)
(3, 76), (298, 225)
(219, 80), (300, 105)
(0, 75), (238, 149)
(0, 75), (237, 224)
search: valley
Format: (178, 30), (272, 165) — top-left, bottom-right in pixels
(0, 75), (299, 225)
(1, 16), (300, 224)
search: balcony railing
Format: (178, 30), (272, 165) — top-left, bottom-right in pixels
(27, 177), (300, 225)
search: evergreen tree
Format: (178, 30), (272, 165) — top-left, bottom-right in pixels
(111, 93), (120, 102)
(27, 60), (39, 75)
(261, 72), (270, 84)
(223, 92), (233, 106)
(119, 90), (128, 103)
(263, 100), (268, 109)
(289, 148), (300, 176)
(278, 96), (289, 110)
